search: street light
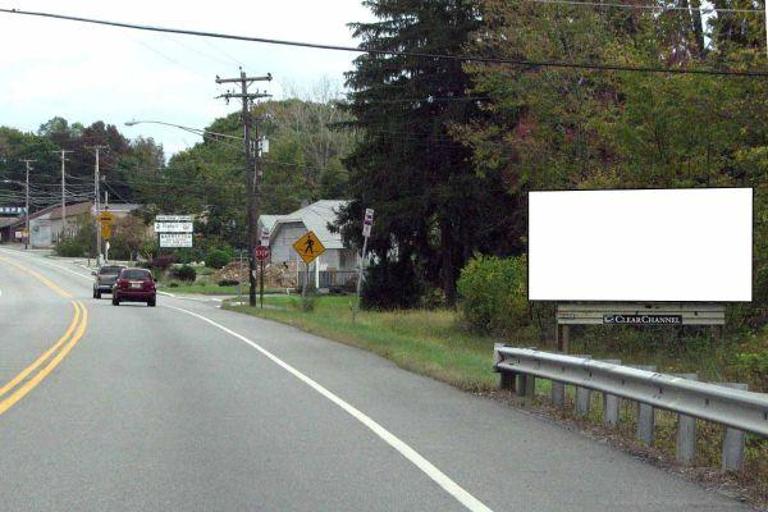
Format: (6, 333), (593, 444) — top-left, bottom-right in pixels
(124, 120), (243, 142)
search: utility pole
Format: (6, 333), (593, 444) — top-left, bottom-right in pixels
(87, 146), (107, 264)
(20, 159), (36, 250)
(216, 68), (272, 307)
(53, 149), (74, 231)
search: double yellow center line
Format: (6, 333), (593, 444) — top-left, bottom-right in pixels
(0, 256), (88, 416)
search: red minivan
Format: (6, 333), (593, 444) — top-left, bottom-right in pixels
(112, 268), (157, 307)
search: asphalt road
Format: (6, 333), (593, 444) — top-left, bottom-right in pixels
(0, 247), (754, 511)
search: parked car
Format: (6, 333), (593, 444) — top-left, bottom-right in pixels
(92, 265), (127, 299)
(112, 268), (157, 307)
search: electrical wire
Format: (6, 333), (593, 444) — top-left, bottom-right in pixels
(1, 7), (767, 77)
(523, 0), (764, 13)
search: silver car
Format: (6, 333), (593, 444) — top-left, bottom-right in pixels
(92, 265), (126, 299)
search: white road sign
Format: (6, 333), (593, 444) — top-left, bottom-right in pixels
(159, 233), (193, 248)
(155, 221), (193, 233)
(260, 227), (270, 247)
(156, 215), (192, 222)
(362, 208), (374, 238)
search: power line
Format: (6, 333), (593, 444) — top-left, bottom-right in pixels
(524, 0), (764, 13)
(1, 7), (767, 77)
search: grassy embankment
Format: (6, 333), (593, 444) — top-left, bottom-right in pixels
(226, 295), (768, 505)
(225, 295), (501, 391)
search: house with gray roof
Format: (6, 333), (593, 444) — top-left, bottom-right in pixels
(261, 200), (360, 274)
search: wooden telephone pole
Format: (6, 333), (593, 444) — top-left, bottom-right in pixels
(86, 146), (108, 264)
(53, 149), (74, 228)
(20, 159), (36, 250)
(216, 69), (271, 307)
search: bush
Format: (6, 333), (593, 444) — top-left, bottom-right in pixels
(175, 247), (206, 265)
(150, 254), (177, 271)
(53, 214), (95, 258)
(218, 279), (239, 287)
(289, 295), (316, 312)
(206, 249), (231, 269)
(457, 254), (529, 336)
(172, 264), (197, 282)
(361, 259), (423, 310)
(735, 351), (768, 390)
(55, 237), (89, 257)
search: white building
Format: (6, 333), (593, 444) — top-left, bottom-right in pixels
(24, 202), (142, 248)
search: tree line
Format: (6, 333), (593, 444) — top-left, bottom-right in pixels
(336, 0), (768, 321)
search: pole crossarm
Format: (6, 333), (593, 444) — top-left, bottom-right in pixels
(215, 73), (272, 85)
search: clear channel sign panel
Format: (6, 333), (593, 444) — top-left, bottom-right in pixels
(528, 188), (753, 302)
(159, 233), (193, 248)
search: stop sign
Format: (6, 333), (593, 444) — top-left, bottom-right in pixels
(254, 245), (270, 262)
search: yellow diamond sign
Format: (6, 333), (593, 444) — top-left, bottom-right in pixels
(292, 230), (325, 265)
(101, 222), (112, 240)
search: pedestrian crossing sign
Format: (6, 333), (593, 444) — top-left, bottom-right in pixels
(293, 230), (325, 264)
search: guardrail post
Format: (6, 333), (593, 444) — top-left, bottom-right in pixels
(517, 374), (528, 399)
(494, 344), (516, 392)
(551, 380), (565, 407)
(673, 373), (699, 466)
(575, 385), (591, 416)
(500, 372), (516, 391)
(629, 365), (657, 445)
(520, 374), (536, 400)
(599, 359), (621, 426)
(553, 354), (590, 408)
(721, 383), (748, 471)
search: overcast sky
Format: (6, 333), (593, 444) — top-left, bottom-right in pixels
(0, 1), (373, 157)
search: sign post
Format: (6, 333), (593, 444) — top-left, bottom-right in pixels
(254, 244), (270, 309)
(353, 208), (374, 322)
(98, 211), (114, 262)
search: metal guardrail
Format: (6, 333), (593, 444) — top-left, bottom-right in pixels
(494, 345), (768, 470)
(494, 346), (768, 436)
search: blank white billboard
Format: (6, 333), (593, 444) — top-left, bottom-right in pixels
(528, 188), (752, 302)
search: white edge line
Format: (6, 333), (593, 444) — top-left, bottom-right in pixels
(165, 303), (494, 512)
(0, 250), (93, 281)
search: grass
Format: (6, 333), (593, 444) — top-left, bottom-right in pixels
(225, 295), (768, 507)
(224, 295), (500, 392)
(160, 281), (285, 295)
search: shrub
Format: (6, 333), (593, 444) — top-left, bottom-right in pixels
(206, 249), (231, 269)
(172, 264), (197, 282)
(218, 279), (239, 287)
(734, 351), (768, 390)
(457, 254), (529, 336)
(169, 282), (179, 288)
(361, 258), (423, 310)
(53, 214), (95, 258)
(55, 237), (89, 257)
(150, 254), (177, 271)
(289, 295), (316, 312)
(175, 247), (206, 265)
